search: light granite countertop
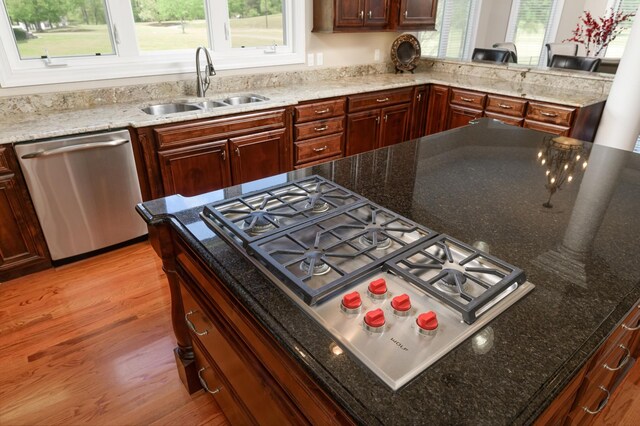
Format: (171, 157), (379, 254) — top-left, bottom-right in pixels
(0, 71), (608, 145)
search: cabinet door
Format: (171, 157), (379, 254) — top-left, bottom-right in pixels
(335, 0), (364, 27)
(0, 147), (50, 281)
(230, 129), (285, 185)
(426, 85), (449, 135)
(446, 105), (483, 130)
(158, 141), (231, 197)
(380, 103), (410, 148)
(346, 110), (380, 156)
(397, 0), (437, 28)
(410, 86), (428, 139)
(363, 0), (390, 27)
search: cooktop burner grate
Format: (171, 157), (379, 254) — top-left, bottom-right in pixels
(386, 234), (527, 323)
(248, 202), (437, 305)
(201, 175), (366, 246)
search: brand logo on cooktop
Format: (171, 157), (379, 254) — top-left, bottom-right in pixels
(390, 337), (409, 352)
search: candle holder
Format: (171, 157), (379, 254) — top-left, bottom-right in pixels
(537, 136), (589, 208)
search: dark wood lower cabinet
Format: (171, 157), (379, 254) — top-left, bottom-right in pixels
(149, 226), (355, 425)
(380, 103), (410, 147)
(425, 85), (449, 135)
(410, 85), (428, 139)
(346, 109), (380, 156)
(0, 146), (50, 281)
(229, 129), (286, 185)
(447, 105), (483, 130)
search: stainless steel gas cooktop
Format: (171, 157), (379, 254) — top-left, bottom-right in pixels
(201, 175), (534, 390)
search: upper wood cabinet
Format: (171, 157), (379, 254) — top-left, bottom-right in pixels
(314, 0), (437, 32)
(0, 146), (50, 281)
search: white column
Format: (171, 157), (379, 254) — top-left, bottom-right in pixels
(593, 8), (640, 151)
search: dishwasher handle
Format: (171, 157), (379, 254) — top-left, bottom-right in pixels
(21, 139), (129, 159)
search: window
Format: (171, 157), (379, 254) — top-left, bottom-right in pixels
(0, 0), (304, 87)
(505, 0), (563, 66)
(419, 0), (481, 60)
(604, 0), (639, 58)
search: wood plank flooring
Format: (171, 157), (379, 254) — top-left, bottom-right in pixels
(0, 241), (227, 426)
(1, 241), (638, 425)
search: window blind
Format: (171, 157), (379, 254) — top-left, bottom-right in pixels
(605, 0), (639, 57)
(506, 0), (562, 66)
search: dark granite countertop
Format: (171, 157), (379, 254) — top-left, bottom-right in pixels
(137, 119), (640, 425)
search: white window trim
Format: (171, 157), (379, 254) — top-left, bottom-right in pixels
(0, 0), (305, 88)
(431, 0), (482, 59)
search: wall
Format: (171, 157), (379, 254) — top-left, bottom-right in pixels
(0, 0), (398, 97)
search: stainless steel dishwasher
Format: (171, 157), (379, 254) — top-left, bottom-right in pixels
(15, 129), (147, 261)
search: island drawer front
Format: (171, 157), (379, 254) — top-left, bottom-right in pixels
(523, 120), (570, 136)
(449, 89), (486, 109)
(153, 109), (286, 149)
(174, 240), (356, 425)
(348, 88), (413, 112)
(526, 102), (575, 126)
(295, 133), (344, 164)
(191, 338), (251, 425)
(295, 116), (345, 141)
(295, 98), (346, 123)
(485, 95), (527, 117)
(484, 112), (524, 127)
(534, 363), (589, 426)
(179, 281), (300, 425)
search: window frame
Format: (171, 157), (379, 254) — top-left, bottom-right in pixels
(0, 0), (305, 88)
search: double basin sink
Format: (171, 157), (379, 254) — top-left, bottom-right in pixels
(142, 94), (268, 115)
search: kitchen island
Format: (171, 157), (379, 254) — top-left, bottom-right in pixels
(136, 119), (640, 424)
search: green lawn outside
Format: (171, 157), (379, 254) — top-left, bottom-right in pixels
(15, 14), (284, 58)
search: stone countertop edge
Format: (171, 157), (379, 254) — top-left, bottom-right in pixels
(1, 71), (608, 146)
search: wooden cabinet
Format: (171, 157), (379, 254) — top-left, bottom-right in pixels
(293, 97), (346, 168)
(426, 85), (449, 135)
(446, 88), (486, 130)
(536, 303), (640, 425)
(0, 146), (50, 281)
(524, 101), (575, 137)
(345, 87), (412, 156)
(410, 85), (428, 139)
(313, 0), (437, 32)
(397, 0), (437, 29)
(131, 108), (291, 200)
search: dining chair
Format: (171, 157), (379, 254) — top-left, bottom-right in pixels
(492, 42), (518, 63)
(549, 54), (601, 72)
(471, 48), (510, 64)
(545, 42), (578, 66)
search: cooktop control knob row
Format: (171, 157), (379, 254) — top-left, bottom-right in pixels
(341, 291), (362, 312)
(417, 311), (439, 336)
(368, 278), (387, 299)
(364, 308), (386, 332)
(391, 293), (411, 316)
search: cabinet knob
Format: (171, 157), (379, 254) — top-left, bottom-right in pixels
(417, 93), (422, 101)
(220, 150), (226, 161)
(384, 114), (388, 122)
(359, 10), (364, 19)
(368, 10), (372, 19)
(404, 10), (408, 19)
(235, 147), (240, 157)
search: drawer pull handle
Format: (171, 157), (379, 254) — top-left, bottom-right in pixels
(376, 97), (390, 103)
(368, 10), (372, 19)
(185, 310), (208, 336)
(604, 344), (631, 371)
(460, 96), (474, 102)
(198, 367), (221, 395)
(583, 385), (610, 415)
(313, 146), (328, 152)
(404, 10), (408, 18)
(498, 103), (513, 109)
(314, 108), (330, 114)
(314, 125), (329, 132)
(540, 111), (558, 117)
(622, 322), (640, 331)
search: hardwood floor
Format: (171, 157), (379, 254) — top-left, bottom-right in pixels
(0, 241), (227, 426)
(1, 241), (638, 425)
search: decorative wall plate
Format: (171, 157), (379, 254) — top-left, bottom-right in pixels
(391, 34), (421, 73)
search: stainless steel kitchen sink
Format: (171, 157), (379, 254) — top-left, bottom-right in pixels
(141, 94), (268, 115)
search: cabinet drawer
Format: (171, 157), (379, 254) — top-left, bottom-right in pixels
(526, 102), (575, 126)
(154, 109), (286, 149)
(180, 283), (297, 425)
(449, 89), (486, 109)
(523, 120), (570, 136)
(484, 111), (524, 127)
(295, 117), (344, 141)
(295, 133), (343, 164)
(294, 98), (345, 123)
(485, 95), (527, 117)
(348, 88), (413, 112)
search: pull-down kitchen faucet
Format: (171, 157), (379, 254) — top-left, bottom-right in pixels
(195, 46), (216, 97)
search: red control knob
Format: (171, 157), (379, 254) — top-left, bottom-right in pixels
(417, 311), (439, 332)
(364, 308), (386, 328)
(368, 278), (387, 295)
(342, 291), (362, 310)
(391, 294), (411, 312)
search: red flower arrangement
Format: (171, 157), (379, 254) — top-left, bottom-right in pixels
(565, 9), (636, 56)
